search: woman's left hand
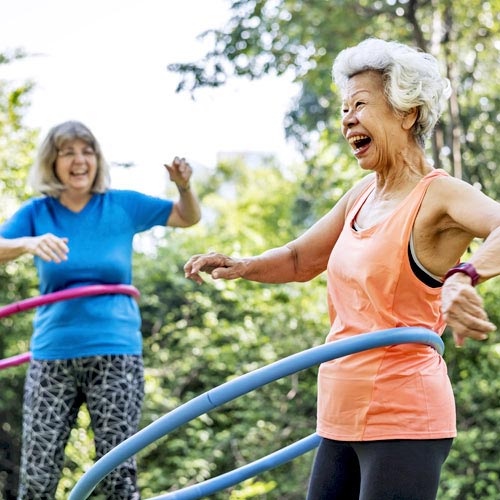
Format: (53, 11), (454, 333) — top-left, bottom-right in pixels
(441, 273), (496, 346)
(164, 157), (192, 191)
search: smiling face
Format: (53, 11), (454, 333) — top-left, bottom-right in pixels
(54, 138), (98, 197)
(341, 70), (413, 172)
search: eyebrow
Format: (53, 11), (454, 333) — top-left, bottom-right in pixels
(341, 90), (371, 107)
(343, 89), (370, 100)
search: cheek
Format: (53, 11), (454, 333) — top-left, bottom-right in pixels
(90, 163), (99, 181)
(53, 163), (64, 181)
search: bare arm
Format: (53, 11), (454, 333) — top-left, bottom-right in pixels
(434, 177), (500, 345)
(164, 157), (201, 227)
(0, 234), (69, 263)
(184, 176), (373, 284)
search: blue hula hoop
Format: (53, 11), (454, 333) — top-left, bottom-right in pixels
(68, 327), (444, 500)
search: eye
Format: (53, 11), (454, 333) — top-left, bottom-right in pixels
(58, 150), (75, 158)
(355, 101), (365, 108)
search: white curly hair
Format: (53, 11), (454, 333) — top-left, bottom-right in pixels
(332, 38), (451, 145)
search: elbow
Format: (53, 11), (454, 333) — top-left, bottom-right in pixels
(285, 242), (326, 282)
(177, 213), (201, 228)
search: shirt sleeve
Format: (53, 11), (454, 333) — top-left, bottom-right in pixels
(0, 199), (36, 238)
(116, 190), (174, 233)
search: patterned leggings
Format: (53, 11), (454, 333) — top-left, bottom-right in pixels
(17, 355), (144, 500)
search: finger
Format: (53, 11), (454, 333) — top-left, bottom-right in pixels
(37, 245), (59, 263)
(449, 321), (495, 346)
(445, 307), (496, 331)
(179, 158), (191, 174)
(453, 331), (465, 348)
(185, 272), (204, 284)
(184, 256), (208, 275)
(443, 301), (489, 324)
(36, 249), (53, 262)
(192, 255), (226, 273)
(453, 331), (488, 347)
(39, 244), (63, 263)
(459, 299), (489, 320)
(52, 238), (69, 258)
(447, 318), (495, 339)
(211, 265), (241, 280)
(48, 239), (69, 261)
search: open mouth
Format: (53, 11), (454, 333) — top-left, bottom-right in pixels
(348, 135), (371, 154)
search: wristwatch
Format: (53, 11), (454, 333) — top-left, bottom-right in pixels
(443, 262), (480, 287)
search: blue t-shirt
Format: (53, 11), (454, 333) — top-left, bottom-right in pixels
(0, 190), (173, 360)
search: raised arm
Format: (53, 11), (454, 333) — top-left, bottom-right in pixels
(164, 157), (201, 227)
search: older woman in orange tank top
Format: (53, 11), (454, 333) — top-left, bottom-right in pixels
(184, 38), (500, 500)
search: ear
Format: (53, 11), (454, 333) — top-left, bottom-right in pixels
(402, 107), (418, 130)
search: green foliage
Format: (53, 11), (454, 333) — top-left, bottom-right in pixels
(0, 260), (38, 498)
(3, 5), (500, 497)
(436, 280), (500, 499)
(132, 158), (329, 499)
(168, 0), (500, 209)
(0, 50), (39, 498)
(3, 148), (500, 499)
(0, 78), (38, 212)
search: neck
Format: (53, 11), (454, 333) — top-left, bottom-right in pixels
(374, 147), (432, 198)
(58, 191), (93, 213)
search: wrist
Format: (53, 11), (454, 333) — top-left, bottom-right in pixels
(177, 183), (191, 193)
(443, 262), (480, 286)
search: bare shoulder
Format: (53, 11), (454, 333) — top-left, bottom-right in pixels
(426, 174), (470, 200)
(423, 173), (500, 236)
(342, 173), (376, 214)
(424, 175), (479, 214)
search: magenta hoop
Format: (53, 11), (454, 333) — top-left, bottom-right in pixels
(0, 284), (140, 370)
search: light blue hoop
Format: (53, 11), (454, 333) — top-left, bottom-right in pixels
(69, 327), (444, 500)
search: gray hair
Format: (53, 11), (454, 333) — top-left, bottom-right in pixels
(332, 38), (451, 145)
(29, 120), (111, 197)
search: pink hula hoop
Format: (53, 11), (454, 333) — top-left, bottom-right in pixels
(0, 284), (140, 370)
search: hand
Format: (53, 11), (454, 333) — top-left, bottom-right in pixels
(441, 273), (496, 347)
(25, 234), (69, 263)
(164, 157), (192, 191)
(184, 252), (247, 284)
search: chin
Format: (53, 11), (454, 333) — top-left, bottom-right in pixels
(357, 160), (374, 171)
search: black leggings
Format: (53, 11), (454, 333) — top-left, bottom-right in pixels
(306, 437), (453, 500)
(18, 355), (144, 500)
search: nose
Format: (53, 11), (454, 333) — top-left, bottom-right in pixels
(73, 152), (86, 162)
(342, 109), (358, 129)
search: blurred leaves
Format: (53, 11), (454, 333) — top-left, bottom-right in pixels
(169, 0), (500, 213)
(2, 3), (500, 498)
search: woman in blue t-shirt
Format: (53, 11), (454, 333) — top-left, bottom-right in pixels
(0, 120), (201, 499)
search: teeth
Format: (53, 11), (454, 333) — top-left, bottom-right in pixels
(348, 135), (369, 145)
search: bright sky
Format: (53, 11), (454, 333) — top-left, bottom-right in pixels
(0, 0), (300, 194)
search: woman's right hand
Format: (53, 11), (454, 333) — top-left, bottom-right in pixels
(24, 234), (69, 263)
(441, 273), (496, 346)
(184, 252), (247, 284)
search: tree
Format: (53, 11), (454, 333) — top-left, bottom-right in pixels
(0, 49), (39, 500)
(168, 0), (500, 215)
(165, 3), (500, 498)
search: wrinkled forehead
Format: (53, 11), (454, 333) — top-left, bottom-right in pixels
(341, 71), (385, 102)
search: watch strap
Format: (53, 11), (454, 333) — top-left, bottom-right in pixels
(443, 262), (480, 286)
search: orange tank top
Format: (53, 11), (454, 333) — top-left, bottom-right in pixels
(317, 169), (457, 441)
